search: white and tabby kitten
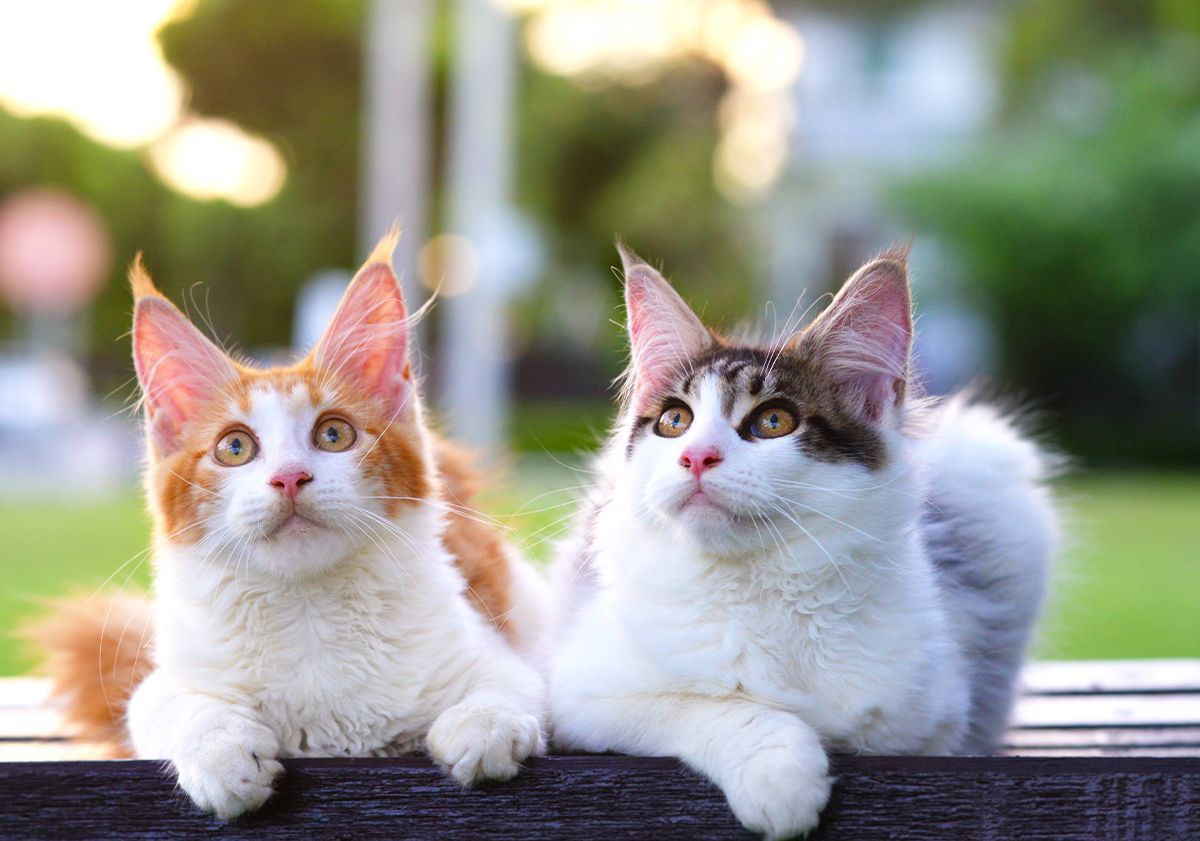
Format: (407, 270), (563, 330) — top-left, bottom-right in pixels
(548, 247), (1058, 839)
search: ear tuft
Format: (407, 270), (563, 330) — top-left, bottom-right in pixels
(615, 239), (643, 275)
(128, 254), (163, 301)
(367, 224), (402, 269)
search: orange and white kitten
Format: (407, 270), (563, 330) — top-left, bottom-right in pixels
(37, 235), (549, 819)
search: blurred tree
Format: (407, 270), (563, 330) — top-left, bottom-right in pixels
(0, 1), (369, 400)
(516, 65), (758, 363)
(1001, 0), (1200, 112)
(0, 109), (284, 392)
(158, 0), (364, 273)
(893, 5), (1200, 463)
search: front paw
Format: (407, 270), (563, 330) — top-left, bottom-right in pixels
(426, 704), (543, 786)
(721, 730), (832, 840)
(174, 713), (283, 820)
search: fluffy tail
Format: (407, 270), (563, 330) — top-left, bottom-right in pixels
(919, 394), (1060, 754)
(23, 592), (155, 758)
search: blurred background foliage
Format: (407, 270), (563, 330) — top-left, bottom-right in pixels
(895, 0), (1200, 463)
(0, 0), (1198, 464)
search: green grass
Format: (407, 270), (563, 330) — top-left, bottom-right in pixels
(1, 493), (152, 674)
(0, 468), (1195, 674)
(1034, 472), (1200, 660)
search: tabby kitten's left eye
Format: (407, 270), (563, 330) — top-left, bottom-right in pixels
(656, 404), (693, 438)
(749, 405), (798, 439)
(314, 416), (357, 452)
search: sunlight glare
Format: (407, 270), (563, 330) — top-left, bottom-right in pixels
(524, 0), (804, 201)
(148, 119), (287, 207)
(0, 0), (186, 148)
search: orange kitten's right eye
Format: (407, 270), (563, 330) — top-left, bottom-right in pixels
(313, 416), (357, 452)
(214, 428), (258, 466)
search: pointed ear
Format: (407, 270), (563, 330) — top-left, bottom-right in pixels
(311, 231), (412, 415)
(620, 245), (711, 406)
(130, 259), (238, 453)
(795, 250), (913, 421)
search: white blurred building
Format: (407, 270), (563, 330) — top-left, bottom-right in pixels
(0, 348), (137, 498)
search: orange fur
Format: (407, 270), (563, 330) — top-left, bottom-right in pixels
(436, 440), (515, 641)
(23, 593), (153, 758)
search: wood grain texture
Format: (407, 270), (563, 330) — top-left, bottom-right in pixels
(0, 755), (1197, 840)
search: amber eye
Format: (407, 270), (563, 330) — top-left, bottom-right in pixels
(749, 405), (798, 439)
(314, 416), (357, 452)
(655, 404), (694, 438)
(214, 428), (258, 466)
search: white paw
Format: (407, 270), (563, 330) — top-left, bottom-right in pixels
(426, 704), (543, 786)
(173, 712), (283, 820)
(721, 730), (832, 840)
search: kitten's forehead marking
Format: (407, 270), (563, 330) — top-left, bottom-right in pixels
(690, 376), (726, 430)
(239, 382), (323, 460)
(682, 348), (778, 419)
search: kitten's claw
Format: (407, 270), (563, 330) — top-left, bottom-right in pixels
(426, 704), (543, 786)
(721, 728), (831, 840)
(173, 713), (283, 820)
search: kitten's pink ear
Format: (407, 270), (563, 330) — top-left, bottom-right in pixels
(130, 258), (238, 453)
(312, 232), (412, 415)
(796, 249), (913, 421)
(621, 245), (711, 407)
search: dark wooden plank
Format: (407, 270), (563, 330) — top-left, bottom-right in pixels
(0, 755), (1196, 840)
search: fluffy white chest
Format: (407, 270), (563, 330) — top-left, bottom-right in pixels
(587, 508), (967, 749)
(155, 549), (476, 758)
(236, 588), (434, 756)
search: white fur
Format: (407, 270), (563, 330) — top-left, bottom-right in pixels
(128, 385), (546, 819)
(548, 376), (1055, 839)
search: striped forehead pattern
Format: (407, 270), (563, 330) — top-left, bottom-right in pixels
(679, 347), (777, 416)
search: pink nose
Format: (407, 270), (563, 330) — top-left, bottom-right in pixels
(679, 447), (723, 478)
(269, 470), (312, 500)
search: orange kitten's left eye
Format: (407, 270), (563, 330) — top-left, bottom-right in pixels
(314, 417), (357, 452)
(214, 428), (258, 466)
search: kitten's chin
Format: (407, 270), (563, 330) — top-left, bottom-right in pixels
(265, 513), (323, 540)
(250, 528), (357, 579)
(662, 489), (742, 547)
(680, 491), (728, 518)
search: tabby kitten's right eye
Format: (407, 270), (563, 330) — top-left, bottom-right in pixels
(655, 404), (693, 438)
(214, 428), (258, 466)
(749, 404), (798, 439)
